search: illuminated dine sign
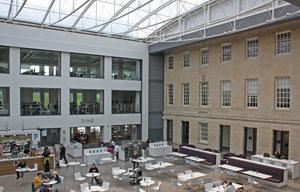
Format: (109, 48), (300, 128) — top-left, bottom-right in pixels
(81, 119), (94, 124)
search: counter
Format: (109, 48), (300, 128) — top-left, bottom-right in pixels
(0, 155), (55, 176)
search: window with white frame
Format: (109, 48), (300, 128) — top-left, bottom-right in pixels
(246, 79), (258, 108)
(247, 38), (258, 58)
(222, 44), (232, 62)
(183, 83), (189, 105)
(201, 48), (209, 65)
(183, 52), (190, 67)
(198, 123), (208, 142)
(200, 81), (209, 106)
(167, 56), (174, 69)
(277, 32), (291, 54)
(276, 77), (290, 109)
(167, 84), (174, 105)
(221, 80), (231, 107)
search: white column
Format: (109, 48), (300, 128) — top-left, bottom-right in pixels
(104, 124), (111, 143)
(60, 52), (70, 144)
(141, 54), (149, 141)
(104, 56), (112, 115)
(10, 47), (20, 120)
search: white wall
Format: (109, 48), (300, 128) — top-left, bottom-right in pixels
(0, 23), (149, 144)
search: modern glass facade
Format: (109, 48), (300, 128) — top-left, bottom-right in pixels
(112, 57), (141, 80)
(70, 53), (104, 79)
(20, 48), (61, 76)
(0, 87), (9, 116)
(70, 89), (104, 115)
(20, 88), (61, 116)
(0, 46), (9, 74)
(111, 124), (141, 142)
(112, 91), (141, 114)
(70, 126), (104, 147)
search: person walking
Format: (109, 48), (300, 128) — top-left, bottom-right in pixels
(59, 144), (68, 164)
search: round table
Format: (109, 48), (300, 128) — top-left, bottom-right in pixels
(86, 173), (100, 178)
(86, 173), (100, 185)
(42, 180), (58, 190)
(140, 179), (155, 192)
(16, 168), (31, 185)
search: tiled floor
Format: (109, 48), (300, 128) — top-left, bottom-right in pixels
(1, 156), (300, 192)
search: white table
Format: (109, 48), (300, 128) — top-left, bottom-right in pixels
(90, 185), (109, 192)
(178, 172), (207, 182)
(208, 183), (243, 192)
(86, 173), (100, 178)
(42, 180), (58, 190)
(184, 156), (205, 163)
(86, 173), (100, 185)
(132, 157), (155, 163)
(140, 179), (155, 192)
(151, 162), (174, 169)
(252, 154), (300, 179)
(243, 170), (272, 179)
(170, 152), (188, 158)
(219, 164), (244, 172)
(16, 168), (32, 185)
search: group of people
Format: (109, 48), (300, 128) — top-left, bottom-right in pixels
(32, 171), (61, 191)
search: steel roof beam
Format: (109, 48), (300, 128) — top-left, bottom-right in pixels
(78, 0), (154, 32)
(7, 0), (14, 20)
(12, 0), (27, 20)
(49, 0), (90, 26)
(41, 0), (56, 25)
(71, 0), (95, 30)
(122, 0), (178, 37)
(98, 0), (136, 33)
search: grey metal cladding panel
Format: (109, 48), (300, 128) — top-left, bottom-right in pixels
(206, 22), (233, 36)
(149, 81), (164, 112)
(149, 114), (163, 130)
(275, 4), (300, 18)
(148, 40), (197, 53)
(149, 54), (164, 80)
(236, 11), (271, 30)
(181, 30), (204, 40)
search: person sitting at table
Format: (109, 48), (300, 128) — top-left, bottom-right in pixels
(89, 163), (102, 185)
(274, 150), (281, 159)
(131, 151), (139, 169)
(51, 171), (61, 184)
(33, 172), (44, 191)
(16, 160), (27, 179)
(225, 181), (236, 192)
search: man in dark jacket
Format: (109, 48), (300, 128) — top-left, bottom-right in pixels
(59, 144), (68, 164)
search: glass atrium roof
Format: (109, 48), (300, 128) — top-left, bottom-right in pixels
(0, 0), (208, 40)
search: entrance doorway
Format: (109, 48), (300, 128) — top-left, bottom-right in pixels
(182, 121), (189, 144)
(244, 127), (257, 158)
(220, 125), (230, 152)
(167, 120), (173, 144)
(273, 130), (289, 159)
